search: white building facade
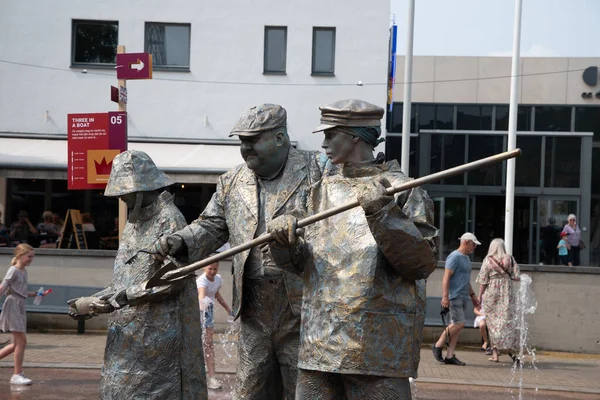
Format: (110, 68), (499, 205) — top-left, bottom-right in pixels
(0, 0), (391, 237)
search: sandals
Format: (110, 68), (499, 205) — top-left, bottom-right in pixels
(481, 342), (489, 351)
(488, 357), (499, 362)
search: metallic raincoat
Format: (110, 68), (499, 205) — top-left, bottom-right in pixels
(96, 191), (207, 400)
(176, 147), (326, 399)
(298, 159), (439, 378)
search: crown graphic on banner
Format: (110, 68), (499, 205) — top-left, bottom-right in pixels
(94, 157), (113, 175)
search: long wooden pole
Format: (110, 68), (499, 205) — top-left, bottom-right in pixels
(146, 149), (522, 288)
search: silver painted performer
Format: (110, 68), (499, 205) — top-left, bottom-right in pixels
(268, 100), (439, 399)
(68, 150), (207, 400)
(155, 104), (327, 399)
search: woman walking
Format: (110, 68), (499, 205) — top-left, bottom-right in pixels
(562, 214), (582, 266)
(0, 244), (38, 385)
(476, 238), (521, 363)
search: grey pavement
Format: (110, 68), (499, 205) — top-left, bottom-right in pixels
(0, 332), (599, 398)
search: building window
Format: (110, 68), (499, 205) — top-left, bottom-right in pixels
(417, 104), (435, 132)
(430, 134), (465, 185)
(385, 136), (420, 177)
(495, 105), (532, 131)
(515, 136), (542, 187)
(544, 137), (580, 188)
(456, 105), (492, 130)
(387, 104), (416, 133)
(263, 26), (287, 74)
(145, 23), (191, 70)
(467, 135), (504, 186)
(312, 27), (336, 75)
(574, 106), (600, 142)
(435, 105), (454, 130)
(72, 20), (118, 66)
(535, 106), (572, 131)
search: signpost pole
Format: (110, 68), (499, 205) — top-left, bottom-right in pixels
(117, 45), (127, 241)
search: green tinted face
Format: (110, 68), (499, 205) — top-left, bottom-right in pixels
(119, 192), (138, 208)
(321, 128), (355, 165)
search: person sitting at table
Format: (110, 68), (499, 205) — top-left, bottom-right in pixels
(36, 211), (60, 246)
(100, 217), (119, 250)
(0, 211), (9, 247)
(81, 213), (96, 232)
(52, 213), (64, 233)
(9, 211), (38, 245)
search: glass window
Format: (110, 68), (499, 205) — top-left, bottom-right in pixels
(417, 104), (435, 132)
(456, 105), (493, 130)
(145, 23), (191, 69)
(443, 197), (467, 260)
(575, 106), (600, 142)
(384, 136), (419, 177)
(435, 105), (454, 130)
(72, 20), (118, 65)
(544, 137), (581, 188)
(467, 135), (504, 186)
(495, 105), (532, 131)
(535, 106), (572, 131)
(430, 134), (465, 185)
(312, 27), (335, 75)
(387, 104), (416, 133)
(593, 148), (600, 196)
(515, 135), (542, 187)
(263, 26), (287, 74)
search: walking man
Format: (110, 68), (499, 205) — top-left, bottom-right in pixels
(432, 232), (481, 366)
(155, 104), (326, 399)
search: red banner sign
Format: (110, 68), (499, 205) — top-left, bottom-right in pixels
(67, 112), (128, 190)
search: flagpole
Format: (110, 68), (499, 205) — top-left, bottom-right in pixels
(400, 0), (415, 175)
(504, 0), (523, 254)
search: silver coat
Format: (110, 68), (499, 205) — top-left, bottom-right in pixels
(298, 160), (439, 378)
(176, 147), (326, 399)
(96, 191), (207, 400)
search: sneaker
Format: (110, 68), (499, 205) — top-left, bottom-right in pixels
(432, 344), (444, 362)
(10, 374), (32, 385)
(207, 377), (222, 390)
(444, 355), (466, 366)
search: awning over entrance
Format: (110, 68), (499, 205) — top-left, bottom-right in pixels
(0, 136), (244, 184)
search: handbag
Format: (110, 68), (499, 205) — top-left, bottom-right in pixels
(579, 240), (586, 250)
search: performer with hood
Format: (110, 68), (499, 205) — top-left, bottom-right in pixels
(68, 150), (207, 400)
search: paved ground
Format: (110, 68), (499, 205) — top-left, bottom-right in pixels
(0, 332), (599, 399)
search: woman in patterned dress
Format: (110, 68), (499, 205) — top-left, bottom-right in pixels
(476, 238), (521, 363)
(0, 244), (38, 385)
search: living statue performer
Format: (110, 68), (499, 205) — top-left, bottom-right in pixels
(67, 150), (207, 400)
(266, 99), (439, 400)
(154, 104), (327, 399)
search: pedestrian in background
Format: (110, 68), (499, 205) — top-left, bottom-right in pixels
(0, 244), (41, 385)
(557, 232), (571, 266)
(197, 261), (232, 390)
(562, 214), (582, 266)
(476, 238), (521, 363)
(432, 232), (480, 366)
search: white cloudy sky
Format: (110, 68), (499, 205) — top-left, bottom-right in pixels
(390, 0), (600, 57)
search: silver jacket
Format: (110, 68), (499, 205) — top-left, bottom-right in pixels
(178, 147), (327, 317)
(97, 191), (207, 400)
(298, 160), (439, 378)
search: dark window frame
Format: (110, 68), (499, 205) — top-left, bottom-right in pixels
(71, 19), (119, 68)
(311, 27), (336, 76)
(263, 26), (288, 75)
(144, 22), (191, 71)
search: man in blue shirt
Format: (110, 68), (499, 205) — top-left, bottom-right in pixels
(432, 232), (481, 366)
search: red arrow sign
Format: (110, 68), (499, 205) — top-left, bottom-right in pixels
(116, 53), (153, 80)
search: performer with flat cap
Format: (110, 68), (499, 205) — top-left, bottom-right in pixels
(265, 99), (439, 399)
(154, 104), (327, 399)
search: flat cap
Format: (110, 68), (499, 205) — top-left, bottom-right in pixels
(313, 99), (385, 133)
(229, 104), (287, 137)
